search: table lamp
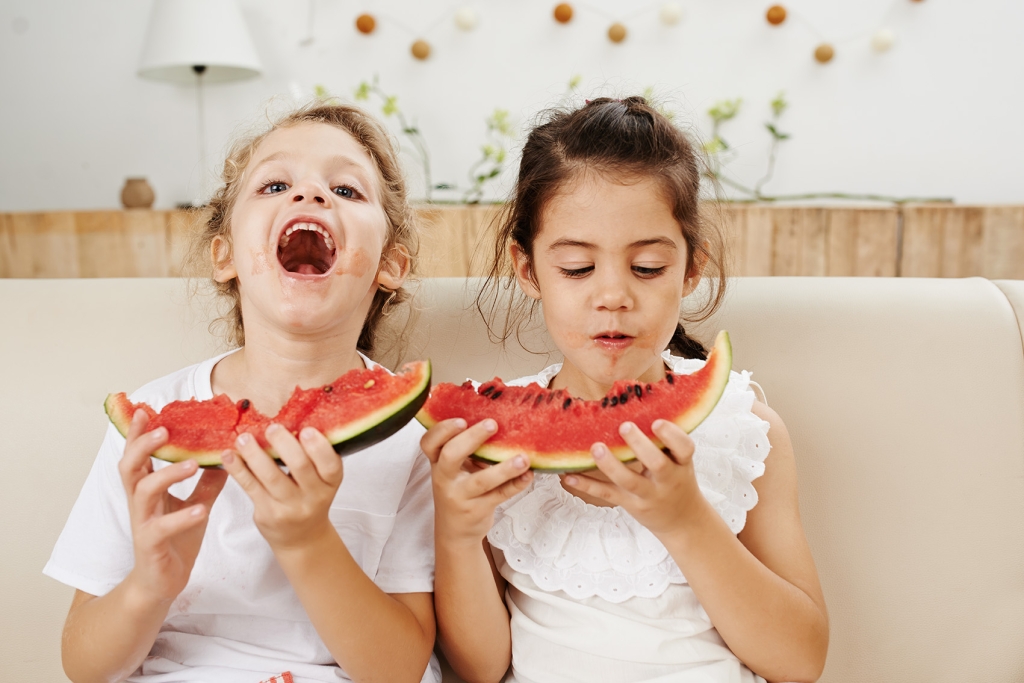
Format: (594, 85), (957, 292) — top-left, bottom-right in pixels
(138, 0), (262, 204)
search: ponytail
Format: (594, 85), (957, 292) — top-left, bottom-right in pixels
(668, 323), (707, 360)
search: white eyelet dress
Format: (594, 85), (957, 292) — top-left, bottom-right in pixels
(487, 352), (771, 683)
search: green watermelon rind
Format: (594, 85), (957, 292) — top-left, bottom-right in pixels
(103, 360), (432, 468)
(419, 331), (733, 473)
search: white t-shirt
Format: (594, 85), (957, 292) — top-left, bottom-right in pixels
(488, 352), (771, 683)
(44, 351), (439, 683)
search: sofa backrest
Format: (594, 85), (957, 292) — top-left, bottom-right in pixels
(3, 277), (1023, 682)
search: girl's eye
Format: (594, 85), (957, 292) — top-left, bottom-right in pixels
(633, 265), (666, 278)
(261, 182), (289, 194)
(334, 185), (360, 199)
(559, 266), (593, 278)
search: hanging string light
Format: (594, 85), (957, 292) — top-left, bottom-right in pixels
(355, 13), (376, 35)
(454, 7), (479, 31)
(607, 22), (627, 43)
(871, 28), (895, 52)
(410, 39), (431, 60)
(553, 3), (574, 23)
(766, 5), (787, 26)
(659, 3), (683, 26)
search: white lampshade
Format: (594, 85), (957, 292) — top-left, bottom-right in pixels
(139, 0), (261, 84)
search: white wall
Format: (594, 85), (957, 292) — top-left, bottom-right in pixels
(1, 0), (1022, 211)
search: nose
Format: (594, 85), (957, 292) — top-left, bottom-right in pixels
(593, 268), (634, 311)
(290, 179), (330, 206)
(292, 192), (327, 205)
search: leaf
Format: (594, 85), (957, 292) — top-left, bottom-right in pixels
(382, 96), (399, 116)
(353, 82), (371, 101)
(770, 91), (788, 118)
(764, 122), (791, 140)
(708, 98), (742, 123)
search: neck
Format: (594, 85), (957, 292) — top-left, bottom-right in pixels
(210, 324), (367, 416)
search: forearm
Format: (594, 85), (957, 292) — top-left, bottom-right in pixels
(434, 538), (511, 683)
(62, 578), (171, 683)
(663, 506), (828, 682)
(274, 528), (434, 683)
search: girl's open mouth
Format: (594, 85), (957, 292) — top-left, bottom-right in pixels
(277, 221), (337, 275)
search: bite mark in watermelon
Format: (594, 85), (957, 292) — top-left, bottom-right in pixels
(416, 331), (732, 472)
(105, 360), (431, 467)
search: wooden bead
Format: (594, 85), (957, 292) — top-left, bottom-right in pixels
(553, 3), (573, 24)
(411, 39), (431, 60)
(814, 43), (835, 63)
(608, 22), (627, 43)
(766, 5), (787, 25)
(355, 14), (376, 34)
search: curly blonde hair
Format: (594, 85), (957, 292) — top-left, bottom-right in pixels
(188, 101), (418, 353)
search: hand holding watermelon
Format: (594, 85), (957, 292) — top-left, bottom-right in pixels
(118, 409), (228, 605)
(222, 423), (344, 550)
(421, 417), (533, 546)
(562, 419), (714, 541)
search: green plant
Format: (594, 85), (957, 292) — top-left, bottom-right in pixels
(463, 109), (515, 204)
(702, 92), (951, 203)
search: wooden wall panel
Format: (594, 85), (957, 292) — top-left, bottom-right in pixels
(0, 205), (1020, 279)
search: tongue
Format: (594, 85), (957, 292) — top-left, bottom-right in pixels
(295, 263), (321, 275)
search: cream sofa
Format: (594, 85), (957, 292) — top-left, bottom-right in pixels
(3, 277), (1023, 682)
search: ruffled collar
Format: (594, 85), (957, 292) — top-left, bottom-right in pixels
(488, 354), (771, 602)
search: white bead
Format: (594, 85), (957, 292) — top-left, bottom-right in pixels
(659, 2), (683, 25)
(871, 27), (895, 52)
(454, 7), (478, 31)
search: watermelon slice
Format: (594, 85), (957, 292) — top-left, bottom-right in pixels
(104, 360), (431, 467)
(417, 331), (732, 472)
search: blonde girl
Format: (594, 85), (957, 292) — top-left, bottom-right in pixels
(45, 103), (438, 683)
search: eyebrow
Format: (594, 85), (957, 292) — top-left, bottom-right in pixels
(546, 237), (679, 251)
(249, 152), (376, 187)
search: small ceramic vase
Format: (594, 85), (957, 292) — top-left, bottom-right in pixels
(121, 178), (155, 209)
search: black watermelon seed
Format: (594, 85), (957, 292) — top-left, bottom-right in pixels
(646, 384), (652, 393)
(323, 385), (332, 392)
(534, 394), (544, 407)
(490, 391), (503, 400)
(619, 391), (629, 404)
(610, 396), (618, 406)
(666, 374), (675, 384)
(634, 385), (643, 398)
(563, 398), (572, 409)
(547, 393), (556, 403)
(240, 399), (250, 410)
(602, 397), (609, 408)
(481, 385), (495, 397)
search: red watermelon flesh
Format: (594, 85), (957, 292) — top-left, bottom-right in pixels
(417, 331), (732, 472)
(105, 360), (431, 467)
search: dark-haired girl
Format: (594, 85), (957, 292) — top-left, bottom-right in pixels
(421, 97), (828, 683)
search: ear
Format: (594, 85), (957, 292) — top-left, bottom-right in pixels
(376, 242), (412, 292)
(510, 243), (541, 300)
(682, 245), (709, 298)
(211, 235), (237, 283)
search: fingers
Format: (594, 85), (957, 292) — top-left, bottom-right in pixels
(589, 440), (650, 497)
(119, 410), (162, 491)
(650, 420), (696, 469)
(420, 418), (468, 464)
(222, 447), (270, 507)
(561, 469), (625, 507)
(299, 427), (344, 487)
(462, 454), (531, 498)
(233, 429), (295, 501)
(143, 503), (210, 543)
(133, 459), (200, 519)
(481, 469), (534, 507)
(618, 422), (674, 478)
(436, 419), (499, 479)
(264, 423), (340, 491)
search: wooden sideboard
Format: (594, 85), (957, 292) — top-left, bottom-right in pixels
(2, 204), (1022, 279)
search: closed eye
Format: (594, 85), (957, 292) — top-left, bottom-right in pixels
(559, 266), (593, 278)
(633, 265), (666, 278)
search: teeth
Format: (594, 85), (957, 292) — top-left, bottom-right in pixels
(279, 222), (336, 251)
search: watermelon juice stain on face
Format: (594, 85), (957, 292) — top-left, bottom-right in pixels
(218, 122), (393, 337)
(522, 173), (696, 401)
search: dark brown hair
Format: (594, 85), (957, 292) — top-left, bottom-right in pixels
(188, 101), (418, 354)
(480, 96), (727, 359)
